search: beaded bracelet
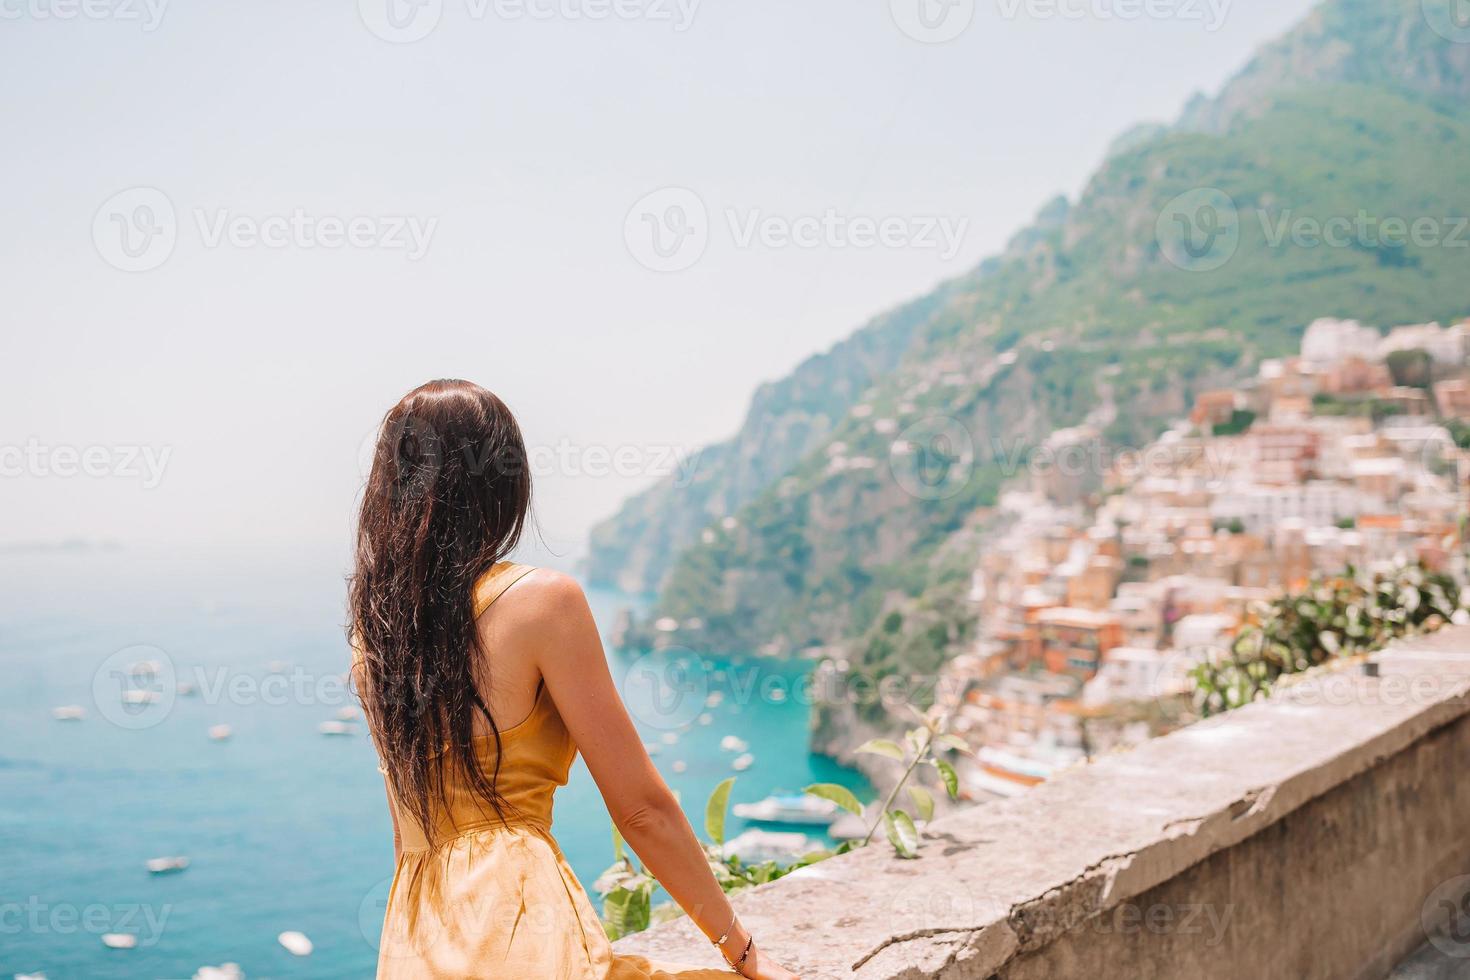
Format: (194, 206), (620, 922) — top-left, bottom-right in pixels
(724, 935), (754, 973)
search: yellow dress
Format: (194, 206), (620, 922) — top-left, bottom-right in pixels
(366, 563), (733, 980)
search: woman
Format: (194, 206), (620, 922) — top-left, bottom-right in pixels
(349, 380), (800, 980)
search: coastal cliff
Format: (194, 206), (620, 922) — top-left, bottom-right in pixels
(592, 0), (1470, 756)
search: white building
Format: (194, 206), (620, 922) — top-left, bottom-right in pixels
(1301, 318), (1381, 370)
(1210, 480), (1361, 534)
(1379, 322), (1467, 366)
(1350, 456), (1406, 507)
(1173, 613), (1238, 653)
(1085, 645), (1218, 705)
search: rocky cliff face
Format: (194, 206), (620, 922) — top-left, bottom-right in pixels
(1178, 0), (1470, 135)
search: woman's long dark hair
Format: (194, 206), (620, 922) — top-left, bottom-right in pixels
(348, 380), (532, 834)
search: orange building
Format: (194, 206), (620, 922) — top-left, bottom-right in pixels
(1321, 356), (1392, 396)
(1034, 607), (1124, 680)
(1252, 424), (1320, 484)
(1191, 390), (1238, 430)
(1066, 555), (1123, 611)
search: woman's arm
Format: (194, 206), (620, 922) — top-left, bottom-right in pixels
(508, 571), (798, 980)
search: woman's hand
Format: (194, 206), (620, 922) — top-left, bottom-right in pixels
(735, 945), (800, 980)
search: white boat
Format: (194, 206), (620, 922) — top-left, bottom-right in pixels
(266, 660), (289, 674)
(122, 690), (158, 705)
(336, 706), (360, 721)
(193, 964), (244, 980)
(719, 735), (748, 753)
(643, 742), (661, 756)
(731, 753), (754, 772)
(769, 688), (787, 703)
(697, 713), (713, 726)
(659, 732), (679, 746)
(176, 681), (197, 696)
(15, 972), (47, 979)
(732, 794), (838, 827)
(146, 856), (190, 875)
(52, 705), (85, 721)
(277, 931), (313, 956)
(704, 691), (724, 708)
(317, 721), (354, 737)
(721, 829), (810, 864)
(101, 934), (137, 950)
(670, 760), (687, 773)
(208, 724), (233, 741)
(129, 660), (161, 677)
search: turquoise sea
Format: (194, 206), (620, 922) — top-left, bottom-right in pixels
(0, 547), (868, 979)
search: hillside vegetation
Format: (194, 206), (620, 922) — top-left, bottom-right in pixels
(590, 0), (1470, 689)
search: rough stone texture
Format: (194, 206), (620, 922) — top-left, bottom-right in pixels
(614, 628), (1470, 979)
(1390, 941), (1470, 980)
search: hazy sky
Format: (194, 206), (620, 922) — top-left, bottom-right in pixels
(1, 0), (1321, 563)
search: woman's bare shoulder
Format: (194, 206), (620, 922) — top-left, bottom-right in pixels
(491, 568), (592, 628)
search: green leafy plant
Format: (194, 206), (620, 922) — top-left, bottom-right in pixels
(594, 824), (658, 940)
(1190, 562), (1464, 716)
(806, 705), (970, 859)
(595, 777), (858, 940)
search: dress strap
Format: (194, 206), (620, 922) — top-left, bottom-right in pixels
(472, 562), (537, 618)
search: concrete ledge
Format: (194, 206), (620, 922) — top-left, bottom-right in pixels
(614, 628), (1470, 979)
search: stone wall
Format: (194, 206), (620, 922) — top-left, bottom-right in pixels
(614, 628), (1470, 979)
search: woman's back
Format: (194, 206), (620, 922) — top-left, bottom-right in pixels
(362, 562), (734, 979)
(374, 562), (574, 851)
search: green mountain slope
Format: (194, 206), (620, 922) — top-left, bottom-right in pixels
(593, 0), (1470, 674)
